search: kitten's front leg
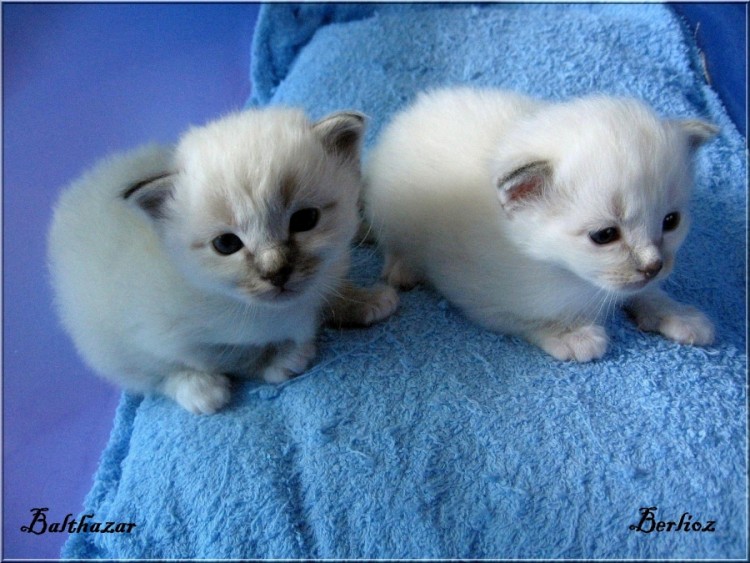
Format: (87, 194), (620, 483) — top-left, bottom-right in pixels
(325, 281), (399, 328)
(261, 341), (317, 383)
(161, 370), (232, 415)
(625, 287), (714, 346)
(382, 253), (422, 290)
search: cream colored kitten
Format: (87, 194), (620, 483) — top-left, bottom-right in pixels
(49, 108), (398, 414)
(365, 87), (716, 361)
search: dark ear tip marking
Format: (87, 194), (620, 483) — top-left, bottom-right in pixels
(323, 110), (367, 123)
(123, 171), (175, 221)
(122, 171), (174, 200)
(497, 161), (552, 185)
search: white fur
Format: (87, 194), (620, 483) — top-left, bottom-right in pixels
(365, 87), (717, 361)
(49, 108), (382, 413)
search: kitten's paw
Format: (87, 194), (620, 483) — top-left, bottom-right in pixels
(164, 371), (231, 415)
(358, 284), (399, 326)
(537, 325), (609, 363)
(262, 366), (292, 384)
(262, 342), (316, 384)
(383, 254), (421, 290)
(626, 289), (715, 347)
(327, 282), (399, 327)
(657, 308), (715, 346)
(351, 284), (399, 326)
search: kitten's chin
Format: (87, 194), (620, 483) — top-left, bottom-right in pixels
(613, 280), (652, 294)
(597, 277), (659, 296)
(250, 287), (307, 306)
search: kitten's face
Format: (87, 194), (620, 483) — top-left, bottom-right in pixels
(131, 109), (363, 306)
(529, 150), (692, 295)
(495, 98), (716, 295)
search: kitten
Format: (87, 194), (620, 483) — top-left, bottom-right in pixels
(364, 87), (717, 361)
(48, 108), (398, 414)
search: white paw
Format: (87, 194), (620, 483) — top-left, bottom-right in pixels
(164, 371), (231, 415)
(658, 309), (715, 346)
(262, 342), (316, 383)
(261, 366), (292, 384)
(626, 290), (715, 347)
(383, 254), (421, 290)
(360, 284), (399, 325)
(538, 325), (609, 363)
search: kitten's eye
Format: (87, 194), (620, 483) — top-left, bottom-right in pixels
(289, 208), (320, 233)
(211, 233), (244, 255)
(589, 227), (621, 245)
(663, 212), (680, 232)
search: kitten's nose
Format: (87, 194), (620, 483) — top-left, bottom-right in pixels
(262, 264), (293, 288)
(639, 259), (663, 280)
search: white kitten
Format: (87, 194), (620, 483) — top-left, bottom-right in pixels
(49, 108), (398, 414)
(365, 87), (717, 362)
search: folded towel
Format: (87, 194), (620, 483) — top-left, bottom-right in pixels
(64, 3), (746, 559)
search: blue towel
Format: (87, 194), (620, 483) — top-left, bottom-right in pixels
(64, 3), (746, 559)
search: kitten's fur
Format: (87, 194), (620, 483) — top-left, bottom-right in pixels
(365, 87), (717, 361)
(49, 108), (398, 414)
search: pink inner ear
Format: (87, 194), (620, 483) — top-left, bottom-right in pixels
(508, 176), (542, 202)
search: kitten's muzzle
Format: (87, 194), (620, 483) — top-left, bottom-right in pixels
(256, 246), (295, 288)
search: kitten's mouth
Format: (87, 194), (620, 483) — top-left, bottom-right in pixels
(597, 257), (674, 295)
(617, 279), (652, 293)
(609, 274), (665, 294)
(258, 287), (300, 303)
(253, 281), (310, 304)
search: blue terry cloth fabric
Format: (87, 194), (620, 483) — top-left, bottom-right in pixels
(64, 3), (747, 559)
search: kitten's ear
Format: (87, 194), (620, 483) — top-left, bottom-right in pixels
(674, 119), (719, 151)
(495, 161), (553, 213)
(313, 111), (366, 165)
(122, 171), (175, 221)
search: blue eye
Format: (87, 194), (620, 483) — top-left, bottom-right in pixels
(589, 227), (620, 245)
(663, 212), (680, 232)
(211, 233), (243, 255)
(289, 208), (320, 233)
